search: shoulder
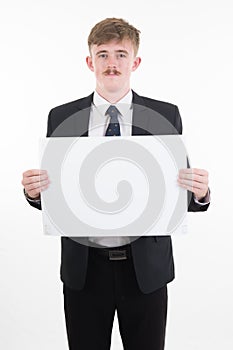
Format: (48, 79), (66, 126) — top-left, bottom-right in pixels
(48, 93), (93, 118)
(132, 91), (182, 134)
(140, 95), (177, 109)
(46, 93), (93, 136)
(133, 91), (179, 116)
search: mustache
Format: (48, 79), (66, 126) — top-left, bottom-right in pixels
(103, 68), (121, 76)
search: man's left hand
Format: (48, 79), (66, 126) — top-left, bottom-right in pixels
(178, 168), (209, 201)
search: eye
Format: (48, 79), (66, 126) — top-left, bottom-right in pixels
(118, 53), (126, 58)
(98, 54), (107, 58)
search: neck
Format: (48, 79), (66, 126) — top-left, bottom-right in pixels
(96, 88), (131, 104)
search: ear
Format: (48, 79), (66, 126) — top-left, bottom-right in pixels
(86, 56), (94, 72)
(132, 57), (141, 72)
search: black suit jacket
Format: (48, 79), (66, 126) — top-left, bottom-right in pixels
(28, 91), (209, 293)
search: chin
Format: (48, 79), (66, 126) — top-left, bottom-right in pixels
(104, 82), (121, 91)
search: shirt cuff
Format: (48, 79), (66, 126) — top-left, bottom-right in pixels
(193, 188), (210, 205)
(24, 189), (41, 203)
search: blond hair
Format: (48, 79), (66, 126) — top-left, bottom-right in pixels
(88, 18), (140, 55)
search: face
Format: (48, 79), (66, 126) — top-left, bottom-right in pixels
(86, 39), (141, 100)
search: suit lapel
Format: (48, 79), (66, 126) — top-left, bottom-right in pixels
(132, 91), (151, 136)
(74, 93), (93, 137)
(74, 91), (151, 137)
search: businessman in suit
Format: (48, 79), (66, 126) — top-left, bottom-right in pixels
(22, 18), (210, 350)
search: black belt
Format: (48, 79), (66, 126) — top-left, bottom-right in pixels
(89, 244), (131, 261)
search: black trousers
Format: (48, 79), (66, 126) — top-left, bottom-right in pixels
(63, 244), (168, 350)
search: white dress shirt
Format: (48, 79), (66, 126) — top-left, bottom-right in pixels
(88, 90), (133, 247)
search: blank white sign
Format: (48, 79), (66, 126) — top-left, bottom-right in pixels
(40, 135), (187, 237)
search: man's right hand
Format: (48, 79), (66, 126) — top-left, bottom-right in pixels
(21, 169), (49, 199)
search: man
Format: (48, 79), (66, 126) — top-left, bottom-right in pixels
(22, 18), (209, 350)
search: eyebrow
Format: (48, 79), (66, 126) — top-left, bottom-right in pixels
(95, 49), (129, 56)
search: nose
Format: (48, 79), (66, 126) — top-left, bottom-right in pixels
(107, 63), (117, 68)
(106, 54), (117, 68)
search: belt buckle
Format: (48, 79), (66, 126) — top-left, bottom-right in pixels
(109, 249), (127, 261)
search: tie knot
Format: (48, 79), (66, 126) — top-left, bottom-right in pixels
(106, 105), (120, 123)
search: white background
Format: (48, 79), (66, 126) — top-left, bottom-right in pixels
(0, 0), (232, 349)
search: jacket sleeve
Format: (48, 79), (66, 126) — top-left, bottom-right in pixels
(23, 109), (54, 211)
(175, 106), (210, 212)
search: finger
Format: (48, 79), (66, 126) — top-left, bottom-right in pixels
(179, 168), (208, 177)
(178, 178), (207, 191)
(22, 173), (49, 186)
(178, 173), (208, 184)
(25, 179), (50, 192)
(178, 184), (208, 199)
(22, 169), (48, 178)
(27, 183), (50, 198)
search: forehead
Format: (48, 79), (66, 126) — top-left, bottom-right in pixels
(91, 39), (135, 54)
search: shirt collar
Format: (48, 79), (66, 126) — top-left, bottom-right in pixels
(93, 90), (133, 118)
